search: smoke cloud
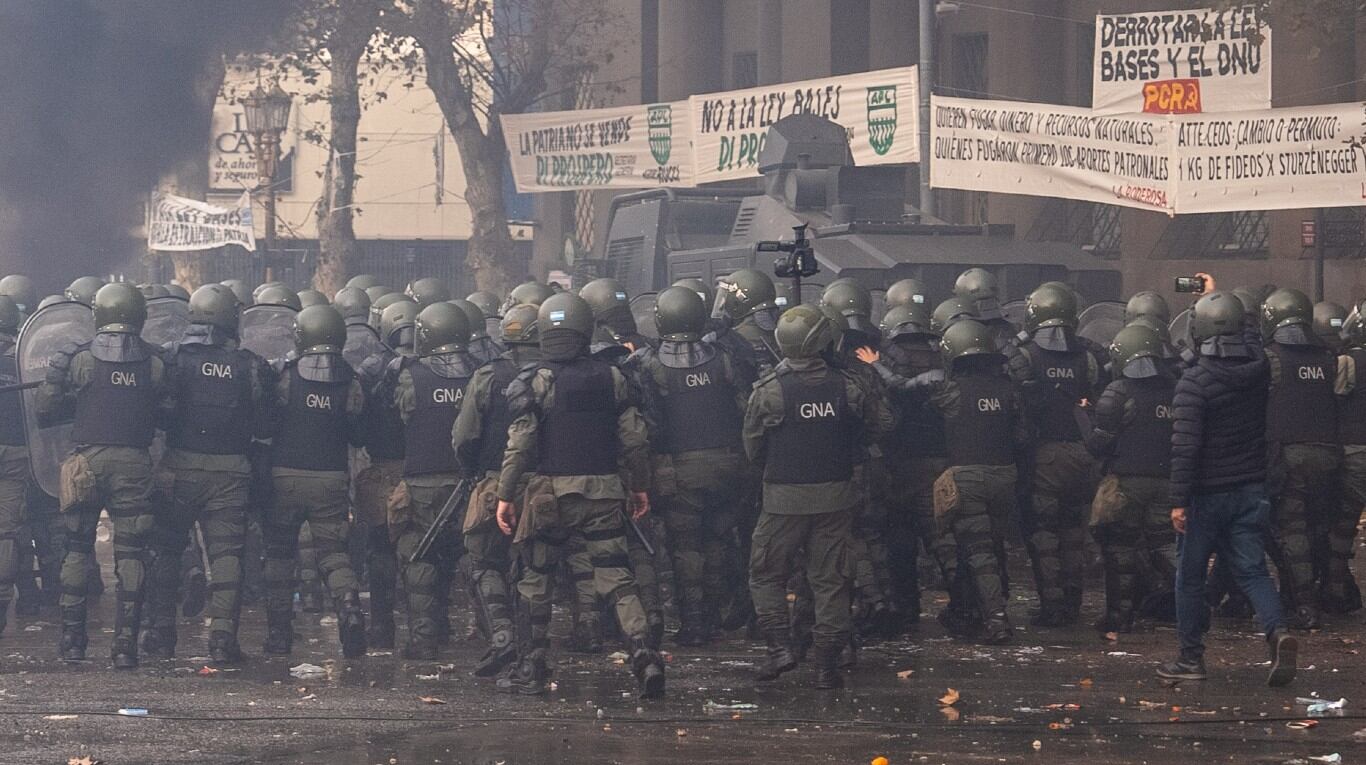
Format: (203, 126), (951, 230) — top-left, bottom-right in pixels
(0, 1), (296, 294)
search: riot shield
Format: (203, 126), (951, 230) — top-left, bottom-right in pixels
(1169, 308), (1192, 350)
(240, 303), (298, 363)
(142, 296), (190, 346)
(1001, 299), (1028, 330)
(17, 301), (94, 498)
(630, 293), (658, 340)
(1077, 301), (1126, 347)
(344, 321), (384, 370)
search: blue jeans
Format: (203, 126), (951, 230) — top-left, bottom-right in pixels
(1175, 483), (1282, 659)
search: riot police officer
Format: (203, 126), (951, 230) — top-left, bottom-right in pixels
(0, 275), (36, 317)
(1313, 301), (1347, 352)
(466, 291), (504, 339)
(406, 277), (452, 308)
(454, 302), (540, 678)
(64, 276), (106, 306)
(494, 293), (665, 698)
(220, 279), (252, 308)
(298, 289), (329, 308)
(500, 281), (556, 315)
(1016, 282), (1104, 627)
(144, 284), (272, 663)
(716, 269), (783, 376)
(632, 287), (750, 646)
(1083, 324), (1178, 634)
(37, 283), (170, 667)
(1329, 304), (1366, 614)
(1261, 288), (1339, 630)
(745, 305), (879, 689)
(0, 297), (26, 635)
(263, 305), (367, 658)
(452, 298), (504, 365)
(333, 287), (371, 325)
(580, 278), (654, 355)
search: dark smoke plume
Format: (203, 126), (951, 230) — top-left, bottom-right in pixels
(0, 1), (296, 293)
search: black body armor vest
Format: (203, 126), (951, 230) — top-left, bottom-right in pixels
(72, 354), (156, 448)
(0, 343), (24, 447)
(660, 352), (741, 454)
(884, 340), (946, 458)
(538, 357), (619, 476)
(1108, 376), (1176, 478)
(1267, 342), (1337, 444)
(476, 358), (519, 474)
(944, 373), (1016, 467)
(763, 370), (856, 484)
(1027, 343), (1090, 442)
(272, 362), (351, 471)
(403, 358), (472, 476)
(168, 344), (254, 455)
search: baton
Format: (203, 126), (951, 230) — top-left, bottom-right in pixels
(409, 478), (473, 564)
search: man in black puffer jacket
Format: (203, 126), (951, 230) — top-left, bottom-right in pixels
(1160, 290), (1296, 688)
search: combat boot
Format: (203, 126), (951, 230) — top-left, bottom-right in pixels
(139, 625), (176, 659)
(754, 632), (798, 682)
(812, 643), (843, 690)
(337, 591), (367, 658)
(263, 609), (293, 655)
(182, 570), (207, 618)
(567, 613), (603, 654)
(111, 598), (143, 669)
(1287, 604), (1320, 631)
(982, 612), (1014, 645)
(496, 652), (548, 695)
(473, 628), (517, 678)
(630, 638), (666, 700)
(645, 610), (666, 652)
(368, 613), (396, 651)
(60, 606), (86, 662)
(209, 630), (243, 665)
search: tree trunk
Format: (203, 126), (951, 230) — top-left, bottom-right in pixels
(164, 54), (228, 290)
(313, 10), (373, 298)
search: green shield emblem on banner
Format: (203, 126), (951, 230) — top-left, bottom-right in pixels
(647, 104), (672, 166)
(866, 86), (897, 156)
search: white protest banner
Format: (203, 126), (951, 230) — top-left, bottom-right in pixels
(690, 66), (918, 184)
(1093, 6), (1269, 115)
(929, 95), (1176, 213)
(1175, 102), (1366, 213)
(501, 101), (694, 192)
(147, 192), (256, 252)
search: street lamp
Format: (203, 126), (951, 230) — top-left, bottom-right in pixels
(240, 83), (292, 281)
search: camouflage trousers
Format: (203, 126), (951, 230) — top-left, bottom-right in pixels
(1027, 441), (1098, 615)
(0, 451), (27, 625)
(658, 484), (739, 629)
(939, 465), (1015, 621)
(516, 495), (649, 655)
(59, 446), (155, 653)
(263, 471), (358, 617)
(393, 478), (461, 645)
(465, 522), (513, 643)
(1089, 474), (1176, 627)
(750, 507), (853, 647)
(1327, 446), (1366, 608)
(147, 467), (249, 639)
(354, 458), (403, 630)
(885, 456), (952, 617)
(1267, 443), (1341, 612)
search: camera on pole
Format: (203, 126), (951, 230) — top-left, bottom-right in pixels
(759, 224), (819, 303)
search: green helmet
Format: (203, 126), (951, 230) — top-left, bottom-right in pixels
(298, 289), (328, 308)
(406, 277), (451, 308)
(773, 282), (794, 309)
(931, 296), (976, 335)
(1314, 301), (1348, 347)
(1108, 324), (1163, 370)
(504, 281), (555, 313)
(500, 303), (540, 346)
(36, 294), (63, 311)
(880, 303), (933, 340)
(1025, 282), (1079, 333)
(774, 304), (836, 359)
(1260, 287), (1313, 337)
(1124, 291), (1170, 327)
(65, 276), (106, 305)
(654, 286), (708, 342)
(1231, 286), (1263, 317)
(0, 275), (36, 314)
(371, 292), (410, 328)
(1344, 302), (1366, 349)
(255, 284), (302, 311)
(538, 292), (595, 338)
(466, 290), (502, 320)
(1190, 291), (1246, 345)
(252, 281), (283, 301)
(188, 283), (241, 335)
(414, 302), (471, 356)
(293, 305), (347, 355)
(938, 318), (998, 365)
(672, 278), (713, 308)
(885, 278), (929, 311)
(953, 268), (1001, 319)
(449, 299), (488, 339)
(92, 282), (147, 334)
(820, 280), (874, 333)
(365, 285), (394, 303)
(220, 279), (252, 306)
(380, 299), (419, 348)
(346, 274), (381, 291)
(717, 269), (777, 321)
(164, 284), (190, 301)
(579, 278), (631, 317)
(0, 296), (20, 335)
(332, 287), (371, 321)
(138, 283), (168, 299)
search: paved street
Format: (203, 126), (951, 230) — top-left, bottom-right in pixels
(1, 562), (1363, 765)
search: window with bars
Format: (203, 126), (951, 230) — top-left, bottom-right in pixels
(732, 51), (758, 90)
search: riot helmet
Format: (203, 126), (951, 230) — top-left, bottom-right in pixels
(1108, 324), (1164, 375)
(717, 269), (778, 322)
(406, 277), (451, 308)
(1024, 282), (1079, 333)
(293, 305), (347, 356)
(537, 292), (595, 338)
(92, 282), (147, 334)
(953, 268), (1001, 320)
(773, 282), (794, 309)
(164, 284), (190, 301)
(0, 275), (36, 315)
(1314, 301), (1348, 349)
(885, 278), (929, 311)
(220, 279), (252, 307)
(255, 284), (302, 311)
(449, 298), (488, 339)
(1190, 290), (1247, 346)
(1260, 287), (1313, 337)
(466, 290), (502, 320)
(365, 285), (394, 303)
(579, 278), (630, 318)
(138, 283), (168, 299)
(379, 299), (419, 349)
(65, 276), (106, 305)
(820, 280), (875, 334)
(332, 287), (371, 321)
(931, 296), (976, 335)
(1231, 286), (1264, 318)
(672, 277), (713, 308)
(297, 289), (328, 308)
(414, 302), (471, 356)
(504, 281), (555, 313)
(188, 283), (241, 335)
(880, 303), (934, 341)
(774, 304), (836, 360)
(36, 295), (63, 311)
(654, 286), (708, 342)
(0, 296), (19, 336)
(1124, 290), (1170, 327)
(500, 303), (540, 346)
(346, 274), (381, 291)
(939, 319), (999, 367)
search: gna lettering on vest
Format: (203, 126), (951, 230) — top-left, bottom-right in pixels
(432, 387), (463, 404)
(977, 397), (1002, 412)
(110, 370), (138, 386)
(201, 362), (234, 379)
(1297, 365), (1326, 381)
(305, 392), (333, 410)
(799, 401), (836, 419)
(1155, 403), (1175, 419)
(1046, 366), (1075, 379)
(685, 371), (712, 387)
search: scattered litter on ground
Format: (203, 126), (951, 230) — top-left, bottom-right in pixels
(43, 714), (78, 721)
(1295, 697), (1346, 717)
(115, 708), (148, 717)
(197, 665), (219, 676)
(418, 696), (446, 705)
(288, 663), (327, 679)
(703, 700), (758, 713)
(896, 669), (914, 680)
(938, 688), (960, 706)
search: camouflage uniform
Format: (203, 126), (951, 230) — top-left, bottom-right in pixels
(0, 334), (27, 632)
